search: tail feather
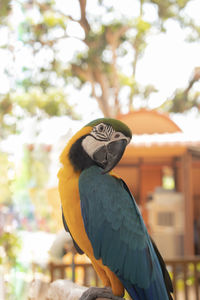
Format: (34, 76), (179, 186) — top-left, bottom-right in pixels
(120, 278), (170, 300)
(150, 237), (173, 299)
(119, 257), (171, 300)
(151, 239), (173, 292)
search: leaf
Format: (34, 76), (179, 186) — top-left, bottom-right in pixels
(43, 11), (66, 29)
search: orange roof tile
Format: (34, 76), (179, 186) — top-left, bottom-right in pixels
(117, 109), (182, 134)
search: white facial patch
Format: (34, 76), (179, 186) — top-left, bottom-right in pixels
(82, 130), (130, 159)
(82, 135), (104, 159)
(82, 123), (130, 158)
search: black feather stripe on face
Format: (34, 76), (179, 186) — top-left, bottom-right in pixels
(86, 118), (132, 139)
(69, 135), (96, 171)
(91, 124), (114, 141)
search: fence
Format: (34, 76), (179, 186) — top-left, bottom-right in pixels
(48, 256), (200, 300)
(48, 261), (101, 287)
(166, 256), (200, 300)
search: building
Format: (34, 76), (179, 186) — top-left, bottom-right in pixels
(114, 109), (200, 256)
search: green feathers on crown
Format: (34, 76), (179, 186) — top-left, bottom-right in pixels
(86, 118), (132, 138)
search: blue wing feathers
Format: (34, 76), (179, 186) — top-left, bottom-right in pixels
(79, 166), (170, 300)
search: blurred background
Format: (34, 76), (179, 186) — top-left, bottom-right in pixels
(0, 0), (200, 299)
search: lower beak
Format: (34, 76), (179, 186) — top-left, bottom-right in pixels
(93, 139), (127, 174)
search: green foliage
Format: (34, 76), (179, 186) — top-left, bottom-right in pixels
(136, 17), (151, 33)
(163, 90), (200, 113)
(0, 89), (79, 137)
(43, 11), (66, 28)
(0, 95), (16, 137)
(161, 68), (200, 112)
(12, 144), (51, 223)
(0, 231), (21, 267)
(0, 0), (200, 118)
(11, 143), (57, 231)
(149, 0), (191, 21)
(0, 152), (14, 204)
(0, 0), (11, 22)
(119, 74), (136, 88)
(12, 88), (78, 118)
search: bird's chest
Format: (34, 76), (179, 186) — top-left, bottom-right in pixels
(58, 167), (93, 256)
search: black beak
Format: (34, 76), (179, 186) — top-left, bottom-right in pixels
(93, 139), (128, 174)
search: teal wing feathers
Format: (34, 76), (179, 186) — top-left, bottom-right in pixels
(79, 166), (161, 289)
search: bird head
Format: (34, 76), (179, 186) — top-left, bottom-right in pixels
(61, 118), (132, 174)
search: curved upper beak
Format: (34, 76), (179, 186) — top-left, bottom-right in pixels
(93, 139), (128, 174)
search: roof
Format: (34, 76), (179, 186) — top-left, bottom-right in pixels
(117, 109), (182, 134)
(131, 132), (200, 147)
(122, 132), (200, 158)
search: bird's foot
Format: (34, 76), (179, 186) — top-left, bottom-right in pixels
(79, 287), (124, 300)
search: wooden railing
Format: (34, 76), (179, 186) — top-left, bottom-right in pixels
(48, 256), (200, 300)
(49, 261), (101, 287)
(166, 256), (200, 300)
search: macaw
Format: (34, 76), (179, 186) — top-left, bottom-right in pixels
(58, 118), (173, 300)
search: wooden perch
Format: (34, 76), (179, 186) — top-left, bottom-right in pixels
(28, 279), (122, 300)
(29, 279), (124, 300)
(29, 279), (87, 300)
(48, 279), (87, 300)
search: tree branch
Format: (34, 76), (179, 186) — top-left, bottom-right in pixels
(185, 67), (200, 94)
(93, 69), (114, 117)
(78, 0), (90, 35)
(105, 25), (130, 47)
(71, 64), (93, 82)
(110, 44), (120, 115)
(105, 26), (130, 115)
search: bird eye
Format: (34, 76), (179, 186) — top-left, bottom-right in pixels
(98, 125), (105, 132)
(114, 133), (120, 138)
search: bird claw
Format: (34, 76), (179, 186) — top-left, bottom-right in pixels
(79, 287), (124, 300)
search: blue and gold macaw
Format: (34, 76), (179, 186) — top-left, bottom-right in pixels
(58, 118), (173, 300)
